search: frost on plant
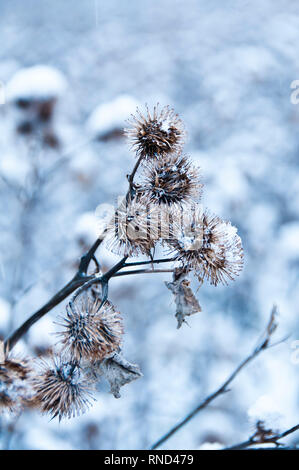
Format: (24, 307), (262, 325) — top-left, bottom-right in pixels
(96, 352), (143, 399)
(56, 296), (123, 362)
(2, 104), (244, 421)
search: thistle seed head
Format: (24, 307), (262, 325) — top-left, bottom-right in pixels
(0, 356), (32, 413)
(31, 356), (95, 421)
(57, 295), (123, 362)
(140, 154), (202, 206)
(125, 104), (185, 159)
(169, 209), (244, 286)
(104, 198), (159, 256)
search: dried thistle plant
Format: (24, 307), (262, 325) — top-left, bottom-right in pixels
(3, 103), (244, 422)
(169, 209), (244, 285)
(31, 356), (95, 421)
(0, 342), (33, 413)
(104, 197), (158, 256)
(125, 104), (185, 159)
(56, 296), (123, 362)
(139, 153), (202, 207)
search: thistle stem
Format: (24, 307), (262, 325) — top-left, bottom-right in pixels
(4, 149), (143, 352)
(113, 268), (174, 277)
(77, 238), (103, 274)
(128, 154), (143, 189)
(4, 273), (94, 353)
(124, 258), (175, 268)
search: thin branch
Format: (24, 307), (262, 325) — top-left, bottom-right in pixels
(113, 268), (175, 277)
(4, 256), (129, 353)
(4, 232), (110, 353)
(5, 258), (170, 353)
(91, 255), (101, 273)
(4, 273), (94, 353)
(150, 307), (279, 450)
(70, 256), (129, 305)
(5, 149), (144, 352)
(103, 256), (129, 280)
(128, 154), (143, 191)
(124, 258), (176, 268)
(280, 424), (299, 439)
(224, 424), (299, 450)
(69, 274), (103, 305)
(77, 238), (103, 274)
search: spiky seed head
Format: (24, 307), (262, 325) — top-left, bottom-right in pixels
(104, 197), (159, 256)
(57, 295), (123, 362)
(140, 154), (202, 206)
(0, 356), (32, 413)
(169, 209), (244, 286)
(125, 104), (185, 159)
(31, 356), (95, 421)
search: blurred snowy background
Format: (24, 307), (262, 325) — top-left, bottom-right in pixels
(0, 0), (299, 450)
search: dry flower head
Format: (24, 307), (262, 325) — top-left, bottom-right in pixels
(104, 197), (159, 256)
(31, 356), (95, 421)
(57, 295), (123, 362)
(140, 153), (202, 206)
(169, 209), (244, 285)
(125, 104), (185, 159)
(0, 349), (32, 413)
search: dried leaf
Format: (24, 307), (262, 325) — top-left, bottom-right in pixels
(166, 271), (201, 328)
(100, 352), (143, 398)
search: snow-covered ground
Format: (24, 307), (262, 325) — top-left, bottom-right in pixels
(0, 0), (298, 450)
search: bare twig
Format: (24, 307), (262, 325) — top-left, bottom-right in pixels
(70, 256), (129, 306)
(128, 154), (143, 194)
(4, 147), (146, 352)
(5, 235), (106, 352)
(150, 306), (279, 450)
(224, 423), (299, 450)
(4, 273), (94, 353)
(113, 268), (175, 277)
(124, 258), (176, 267)
(77, 238), (103, 274)
(4, 249), (174, 353)
(4, 255), (129, 353)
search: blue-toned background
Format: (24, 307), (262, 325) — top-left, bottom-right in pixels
(0, 0), (298, 449)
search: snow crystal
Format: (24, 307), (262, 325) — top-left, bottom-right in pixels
(179, 235), (202, 251)
(160, 116), (172, 133)
(217, 221), (238, 240)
